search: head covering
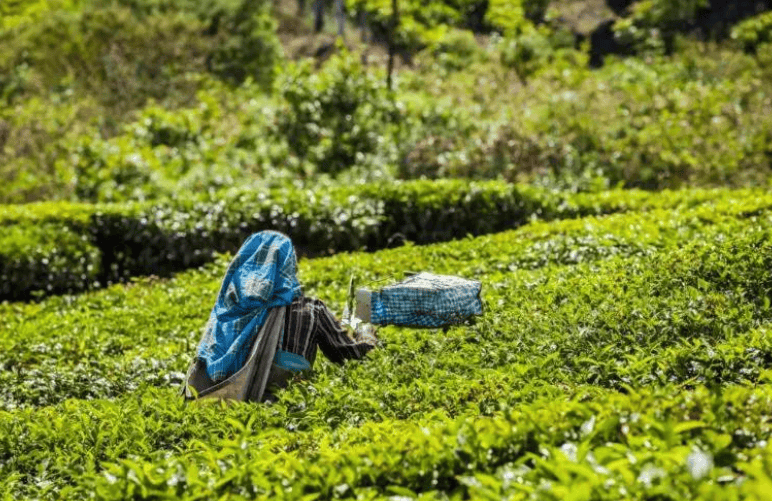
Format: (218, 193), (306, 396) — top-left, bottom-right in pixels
(196, 231), (301, 382)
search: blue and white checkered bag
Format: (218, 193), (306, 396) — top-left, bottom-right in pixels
(366, 273), (482, 328)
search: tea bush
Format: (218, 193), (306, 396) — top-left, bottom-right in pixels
(2, 188), (772, 498)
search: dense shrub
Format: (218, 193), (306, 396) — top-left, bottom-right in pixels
(484, 0), (527, 33)
(545, 56), (772, 188)
(0, 0), (284, 205)
(274, 51), (400, 176)
(0, 0), (281, 102)
(425, 28), (487, 72)
(109, 0), (283, 85)
(346, 0), (541, 55)
(400, 122), (546, 182)
(0, 6), (207, 108)
(0, 95), (108, 204)
(498, 24), (581, 82)
(68, 102), (255, 203)
(199, 0), (283, 86)
(613, 0), (710, 54)
(404, 50), (772, 189)
(42, 85), (290, 205)
(731, 11), (772, 53)
(347, 0), (473, 52)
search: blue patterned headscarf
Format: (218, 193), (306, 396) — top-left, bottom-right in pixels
(196, 231), (302, 382)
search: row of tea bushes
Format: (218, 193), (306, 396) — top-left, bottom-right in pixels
(3, 191), (772, 411)
(1, 188), (772, 498)
(7, 383), (772, 499)
(5, 383), (772, 499)
(4, 200), (761, 411)
(3, 179), (540, 300)
(0, 222), (101, 299)
(3, 198), (771, 411)
(74, 385), (772, 500)
(4, 180), (768, 301)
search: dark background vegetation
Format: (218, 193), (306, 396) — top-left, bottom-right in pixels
(1, 0), (771, 205)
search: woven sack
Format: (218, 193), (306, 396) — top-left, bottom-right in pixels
(356, 272), (482, 328)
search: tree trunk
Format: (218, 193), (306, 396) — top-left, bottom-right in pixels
(335, 0), (346, 39)
(313, 0), (324, 32)
(387, 0), (399, 90)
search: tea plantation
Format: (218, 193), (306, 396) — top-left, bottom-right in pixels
(3, 0), (772, 498)
(2, 188), (772, 499)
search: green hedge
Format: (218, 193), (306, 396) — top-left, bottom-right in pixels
(2, 181), (769, 301)
(0, 223), (100, 300)
(2, 180), (543, 301)
(87, 180), (558, 289)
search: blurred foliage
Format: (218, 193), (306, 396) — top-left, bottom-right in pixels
(0, 0), (281, 104)
(400, 40), (772, 190)
(2, 0), (772, 205)
(273, 50), (401, 176)
(520, 54), (772, 189)
(425, 28), (488, 72)
(613, 0), (710, 55)
(343, 0), (547, 53)
(0, 0), (283, 205)
(498, 22), (582, 82)
(731, 11), (772, 53)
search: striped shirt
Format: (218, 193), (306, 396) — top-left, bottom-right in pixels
(280, 296), (377, 365)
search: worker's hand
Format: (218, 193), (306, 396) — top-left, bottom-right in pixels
(355, 323), (378, 346)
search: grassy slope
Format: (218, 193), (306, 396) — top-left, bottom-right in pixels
(2, 188), (772, 498)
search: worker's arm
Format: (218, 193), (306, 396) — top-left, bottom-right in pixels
(312, 298), (378, 364)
